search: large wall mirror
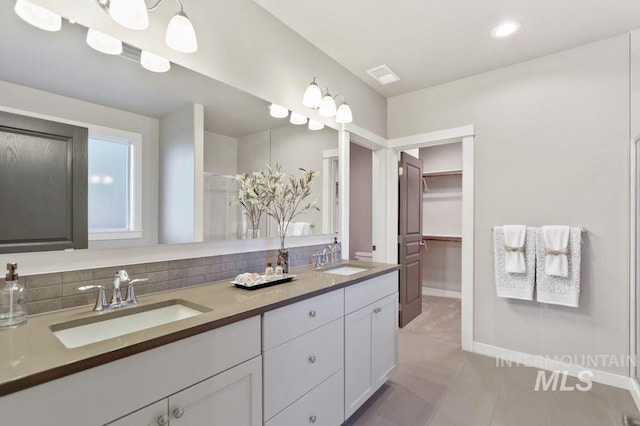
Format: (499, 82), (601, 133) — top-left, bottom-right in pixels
(0, 6), (339, 253)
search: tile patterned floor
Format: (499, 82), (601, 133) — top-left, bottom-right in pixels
(345, 296), (640, 426)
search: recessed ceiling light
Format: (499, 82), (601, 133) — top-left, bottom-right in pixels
(491, 21), (521, 38)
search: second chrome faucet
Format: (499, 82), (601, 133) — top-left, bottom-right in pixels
(79, 269), (149, 312)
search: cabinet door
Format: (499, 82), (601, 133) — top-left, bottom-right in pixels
(108, 400), (168, 426)
(373, 293), (399, 387)
(169, 356), (262, 426)
(344, 303), (374, 419)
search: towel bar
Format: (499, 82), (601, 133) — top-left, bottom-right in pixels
(491, 226), (586, 232)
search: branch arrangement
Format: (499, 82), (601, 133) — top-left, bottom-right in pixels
(234, 164), (319, 247)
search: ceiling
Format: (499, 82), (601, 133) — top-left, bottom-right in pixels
(0, 7), (283, 137)
(253, 0), (640, 97)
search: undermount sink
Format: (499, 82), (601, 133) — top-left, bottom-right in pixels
(50, 299), (210, 349)
(321, 264), (374, 276)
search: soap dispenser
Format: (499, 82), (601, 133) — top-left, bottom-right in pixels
(0, 263), (27, 328)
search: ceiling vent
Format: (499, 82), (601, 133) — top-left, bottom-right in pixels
(120, 42), (141, 63)
(366, 64), (400, 85)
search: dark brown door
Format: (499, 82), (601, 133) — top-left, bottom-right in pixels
(398, 152), (423, 327)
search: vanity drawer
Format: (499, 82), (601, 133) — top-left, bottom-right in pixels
(263, 289), (344, 350)
(345, 272), (398, 314)
(263, 317), (344, 420)
(265, 369), (344, 426)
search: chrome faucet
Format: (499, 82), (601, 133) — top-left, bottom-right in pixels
(79, 269), (148, 312)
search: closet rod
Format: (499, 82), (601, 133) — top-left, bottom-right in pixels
(491, 226), (586, 232)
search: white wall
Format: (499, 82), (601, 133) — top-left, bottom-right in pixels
(420, 144), (463, 293)
(389, 35), (630, 375)
(0, 80), (159, 249)
(31, 0), (387, 138)
(204, 131), (238, 175)
(349, 143), (372, 258)
(159, 104), (204, 244)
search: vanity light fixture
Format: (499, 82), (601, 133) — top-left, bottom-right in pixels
(302, 77), (322, 108)
(308, 120), (324, 131)
(302, 77), (353, 123)
(334, 95), (353, 124)
(94, 0), (198, 53)
(14, 0), (62, 32)
(290, 111), (308, 125)
(140, 50), (171, 72)
(86, 28), (123, 55)
(108, 0), (149, 30)
(269, 104), (289, 119)
(491, 21), (521, 38)
(318, 89), (337, 118)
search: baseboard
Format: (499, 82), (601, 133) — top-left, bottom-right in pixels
(472, 342), (635, 393)
(422, 287), (461, 299)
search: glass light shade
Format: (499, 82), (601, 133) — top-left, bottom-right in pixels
(269, 104), (289, 119)
(289, 112), (307, 125)
(308, 120), (324, 131)
(319, 93), (337, 117)
(14, 0), (61, 32)
(302, 80), (322, 108)
(335, 103), (353, 123)
(141, 50), (170, 73)
(166, 12), (198, 53)
(86, 28), (123, 55)
(109, 0), (149, 30)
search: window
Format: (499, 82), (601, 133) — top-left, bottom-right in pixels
(88, 129), (142, 240)
(88, 137), (130, 230)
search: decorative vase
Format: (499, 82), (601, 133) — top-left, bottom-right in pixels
(278, 248), (289, 274)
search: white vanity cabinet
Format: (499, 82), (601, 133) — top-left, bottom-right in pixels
(110, 356), (262, 426)
(0, 316), (262, 426)
(344, 273), (399, 419)
(263, 290), (345, 423)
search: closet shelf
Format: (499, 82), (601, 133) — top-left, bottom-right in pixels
(422, 234), (462, 243)
(422, 170), (462, 178)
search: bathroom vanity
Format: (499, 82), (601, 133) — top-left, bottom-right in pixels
(0, 261), (398, 425)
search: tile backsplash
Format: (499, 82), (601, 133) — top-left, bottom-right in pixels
(1, 244), (332, 315)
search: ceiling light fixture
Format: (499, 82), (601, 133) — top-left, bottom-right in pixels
(308, 120), (324, 131)
(14, 0), (62, 32)
(290, 111), (307, 125)
(94, 0), (198, 53)
(491, 21), (521, 38)
(302, 77), (322, 108)
(140, 50), (171, 72)
(269, 104), (289, 119)
(86, 28), (123, 55)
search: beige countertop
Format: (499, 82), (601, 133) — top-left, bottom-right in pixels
(0, 260), (399, 397)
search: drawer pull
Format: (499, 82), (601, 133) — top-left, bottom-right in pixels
(309, 355), (317, 364)
(157, 415), (169, 426)
(309, 415), (317, 423)
(309, 310), (317, 318)
(173, 407), (185, 419)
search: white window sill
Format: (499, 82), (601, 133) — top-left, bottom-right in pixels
(89, 230), (143, 241)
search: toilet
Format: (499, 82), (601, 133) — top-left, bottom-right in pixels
(355, 251), (373, 262)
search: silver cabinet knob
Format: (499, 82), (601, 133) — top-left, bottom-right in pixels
(173, 407), (185, 419)
(309, 355), (316, 364)
(309, 310), (317, 318)
(309, 415), (317, 423)
(157, 414), (169, 426)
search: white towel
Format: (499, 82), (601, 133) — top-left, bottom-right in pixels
(535, 227), (582, 307)
(503, 225), (527, 273)
(542, 225), (570, 277)
(493, 226), (536, 300)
